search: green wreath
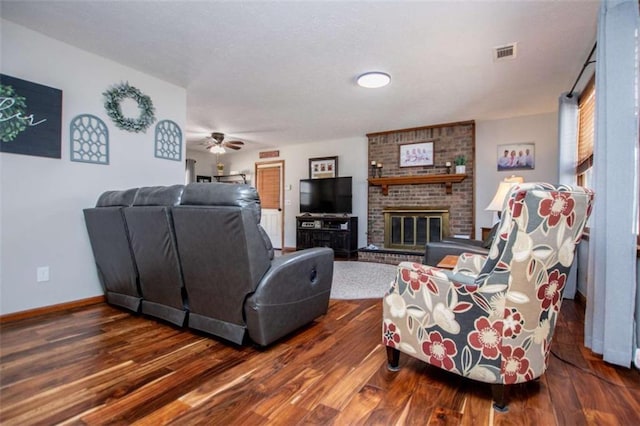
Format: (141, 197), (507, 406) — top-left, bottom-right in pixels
(103, 82), (155, 133)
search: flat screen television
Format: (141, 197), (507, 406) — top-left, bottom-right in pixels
(299, 177), (352, 214)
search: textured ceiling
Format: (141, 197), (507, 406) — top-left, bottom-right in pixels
(1, 1), (599, 152)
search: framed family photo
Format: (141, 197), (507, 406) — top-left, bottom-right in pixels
(497, 143), (535, 171)
(196, 175), (212, 182)
(399, 141), (434, 167)
(309, 156), (338, 179)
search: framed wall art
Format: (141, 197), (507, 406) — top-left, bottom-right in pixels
(0, 74), (63, 158)
(309, 156), (338, 179)
(497, 143), (535, 171)
(196, 175), (212, 183)
(399, 141), (434, 167)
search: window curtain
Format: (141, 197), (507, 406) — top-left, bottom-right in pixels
(185, 158), (196, 184)
(585, 0), (639, 367)
(557, 93), (579, 186)
(557, 93), (579, 298)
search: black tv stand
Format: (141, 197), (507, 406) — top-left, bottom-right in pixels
(296, 215), (358, 259)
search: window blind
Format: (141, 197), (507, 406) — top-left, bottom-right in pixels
(577, 76), (595, 174)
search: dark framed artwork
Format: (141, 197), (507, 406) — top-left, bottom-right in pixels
(399, 141), (434, 167)
(309, 156), (338, 179)
(0, 74), (63, 158)
(196, 175), (212, 183)
(497, 143), (535, 171)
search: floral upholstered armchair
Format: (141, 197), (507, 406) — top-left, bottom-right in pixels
(383, 183), (594, 411)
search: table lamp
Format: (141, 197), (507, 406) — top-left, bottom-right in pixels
(486, 175), (524, 219)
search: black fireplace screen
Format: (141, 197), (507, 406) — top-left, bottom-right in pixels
(385, 209), (449, 250)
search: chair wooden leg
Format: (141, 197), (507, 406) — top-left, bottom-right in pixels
(386, 346), (400, 372)
(491, 384), (508, 412)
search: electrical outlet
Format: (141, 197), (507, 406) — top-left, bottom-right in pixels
(37, 266), (50, 282)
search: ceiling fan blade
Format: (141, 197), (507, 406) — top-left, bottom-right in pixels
(225, 140), (244, 145)
(225, 144), (242, 150)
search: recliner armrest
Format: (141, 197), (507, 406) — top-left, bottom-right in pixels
(247, 248), (334, 305)
(244, 247), (334, 346)
(424, 239), (489, 266)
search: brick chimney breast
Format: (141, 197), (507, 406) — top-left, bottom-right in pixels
(367, 121), (475, 250)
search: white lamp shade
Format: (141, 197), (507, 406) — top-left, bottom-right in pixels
(485, 176), (524, 212)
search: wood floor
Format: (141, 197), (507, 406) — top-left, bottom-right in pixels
(1, 298), (638, 425)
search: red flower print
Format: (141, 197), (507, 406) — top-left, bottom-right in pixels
(400, 269), (438, 294)
(537, 269), (566, 311)
(509, 190), (527, 218)
(383, 321), (401, 348)
(502, 308), (524, 338)
(468, 317), (503, 359)
(452, 281), (479, 295)
(501, 345), (531, 384)
(422, 331), (457, 371)
(538, 192), (575, 227)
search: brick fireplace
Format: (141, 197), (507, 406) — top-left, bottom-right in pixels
(360, 121), (475, 265)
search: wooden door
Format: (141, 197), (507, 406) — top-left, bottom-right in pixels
(255, 160), (284, 249)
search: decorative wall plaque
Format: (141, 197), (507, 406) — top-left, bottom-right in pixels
(70, 114), (109, 164)
(0, 74), (62, 158)
(154, 120), (182, 161)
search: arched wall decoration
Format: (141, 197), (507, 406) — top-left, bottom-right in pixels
(154, 120), (182, 161)
(103, 82), (155, 133)
(70, 114), (109, 164)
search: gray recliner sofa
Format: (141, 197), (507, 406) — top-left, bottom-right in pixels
(83, 188), (141, 312)
(84, 182), (334, 347)
(172, 183), (334, 346)
(424, 224), (496, 265)
(124, 185), (187, 326)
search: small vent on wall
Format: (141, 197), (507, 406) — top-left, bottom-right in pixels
(494, 43), (518, 61)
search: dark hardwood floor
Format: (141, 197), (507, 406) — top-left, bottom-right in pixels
(1, 298), (638, 425)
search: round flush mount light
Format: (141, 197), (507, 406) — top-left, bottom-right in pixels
(356, 71), (391, 88)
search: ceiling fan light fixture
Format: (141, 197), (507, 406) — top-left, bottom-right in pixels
(357, 71), (391, 88)
(209, 145), (226, 154)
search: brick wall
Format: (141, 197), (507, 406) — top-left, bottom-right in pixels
(367, 121), (475, 247)
(359, 250), (423, 266)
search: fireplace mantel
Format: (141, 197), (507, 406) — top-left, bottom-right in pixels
(368, 173), (466, 195)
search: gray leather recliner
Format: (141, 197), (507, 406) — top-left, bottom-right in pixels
(172, 183), (334, 346)
(124, 185), (187, 326)
(83, 188), (141, 312)
(424, 224), (496, 265)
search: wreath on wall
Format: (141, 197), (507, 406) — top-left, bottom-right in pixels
(103, 82), (155, 133)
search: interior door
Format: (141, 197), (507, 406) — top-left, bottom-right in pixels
(255, 160), (284, 249)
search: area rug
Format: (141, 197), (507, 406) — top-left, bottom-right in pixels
(330, 261), (397, 299)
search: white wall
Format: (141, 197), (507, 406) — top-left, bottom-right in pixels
(187, 136), (369, 248)
(475, 112), (558, 239)
(0, 21), (186, 314)
(189, 114), (559, 248)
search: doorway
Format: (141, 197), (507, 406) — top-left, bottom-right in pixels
(255, 160), (284, 249)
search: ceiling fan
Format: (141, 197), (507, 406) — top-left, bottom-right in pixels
(201, 132), (244, 153)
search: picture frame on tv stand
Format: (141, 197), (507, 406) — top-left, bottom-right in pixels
(309, 156), (338, 179)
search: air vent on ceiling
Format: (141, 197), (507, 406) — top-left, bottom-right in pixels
(494, 43), (518, 61)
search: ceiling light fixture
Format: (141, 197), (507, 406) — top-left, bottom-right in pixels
(208, 145), (226, 154)
(357, 71), (391, 88)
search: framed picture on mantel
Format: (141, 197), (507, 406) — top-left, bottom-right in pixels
(399, 141), (434, 167)
(309, 156), (338, 179)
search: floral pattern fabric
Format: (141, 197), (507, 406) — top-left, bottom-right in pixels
(383, 183), (594, 385)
